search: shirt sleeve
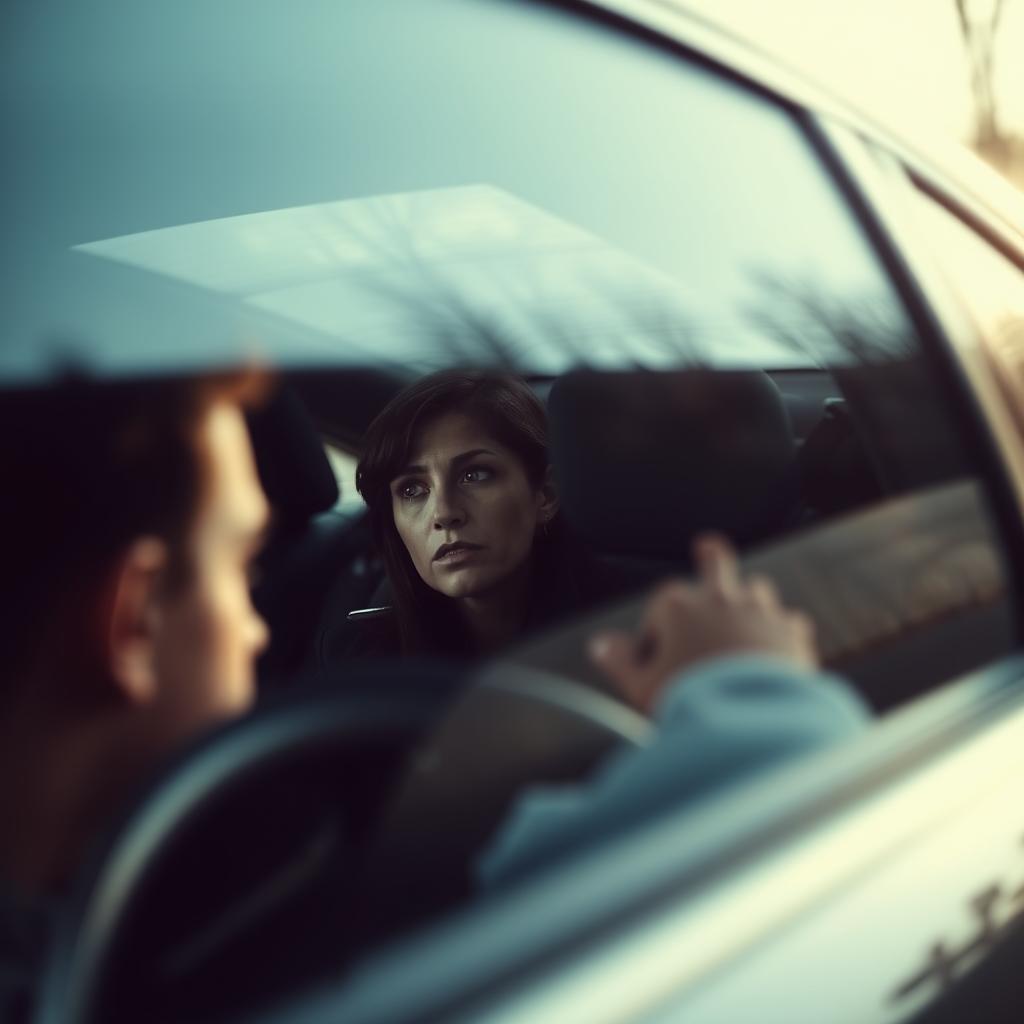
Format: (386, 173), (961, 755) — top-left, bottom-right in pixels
(477, 655), (870, 889)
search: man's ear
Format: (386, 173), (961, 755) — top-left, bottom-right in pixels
(536, 466), (560, 526)
(105, 538), (170, 706)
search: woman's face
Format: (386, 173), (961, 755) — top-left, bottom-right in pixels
(390, 412), (555, 601)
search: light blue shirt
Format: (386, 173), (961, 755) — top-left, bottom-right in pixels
(478, 655), (870, 888)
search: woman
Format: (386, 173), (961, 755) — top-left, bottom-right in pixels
(353, 369), (599, 658)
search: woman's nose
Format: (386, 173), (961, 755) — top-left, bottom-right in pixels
(432, 488), (466, 530)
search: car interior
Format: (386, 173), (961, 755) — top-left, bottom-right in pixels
(32, 344), (1017, 1024)
(265, 361), (1011, 703)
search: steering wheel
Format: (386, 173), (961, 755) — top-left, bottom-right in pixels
(351, 662), (651, 943)
(34, 658), (650, 1024)
(33, 668), (456, 1024)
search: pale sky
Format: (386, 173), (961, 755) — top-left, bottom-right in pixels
(686, 0), (1024, 143)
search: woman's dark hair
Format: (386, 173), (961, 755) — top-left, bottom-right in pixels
(356, 369), (557, 655)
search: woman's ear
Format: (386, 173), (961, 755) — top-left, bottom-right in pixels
(536, 466), (560, 525)
(104, 537), (170, 706)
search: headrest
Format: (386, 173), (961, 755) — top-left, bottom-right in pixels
(247, 385), (339, 524)
(548, 370), (797, 558)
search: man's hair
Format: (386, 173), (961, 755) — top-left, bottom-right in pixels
(0, 371), (265, 680)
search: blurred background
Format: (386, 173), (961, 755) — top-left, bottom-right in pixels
(690, 0), (1024, 189)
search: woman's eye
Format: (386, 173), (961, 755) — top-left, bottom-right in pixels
(462, 466), (493, 484)
(397, 481), (426, 500)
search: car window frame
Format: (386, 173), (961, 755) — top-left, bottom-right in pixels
(823, 121), (1024, 632)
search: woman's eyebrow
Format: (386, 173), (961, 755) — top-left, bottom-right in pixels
(451, 447), (497, 466)
(395, 448), (497, 478)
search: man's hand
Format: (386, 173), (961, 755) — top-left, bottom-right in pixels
(588, 534), (818, 713)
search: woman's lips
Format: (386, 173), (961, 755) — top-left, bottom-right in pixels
(433, 543), (483, 565)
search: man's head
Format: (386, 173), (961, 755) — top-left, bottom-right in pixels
(1, 371), (270, 748)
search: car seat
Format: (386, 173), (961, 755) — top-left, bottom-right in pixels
(247, 384), (373, 683)
(546, 368), (801, 579)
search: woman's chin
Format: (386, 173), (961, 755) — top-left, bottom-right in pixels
(431, 566), (492, 600)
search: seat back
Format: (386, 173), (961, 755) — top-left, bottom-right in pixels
(246, 384), (359, 681)
(547, 369), (800, 572)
